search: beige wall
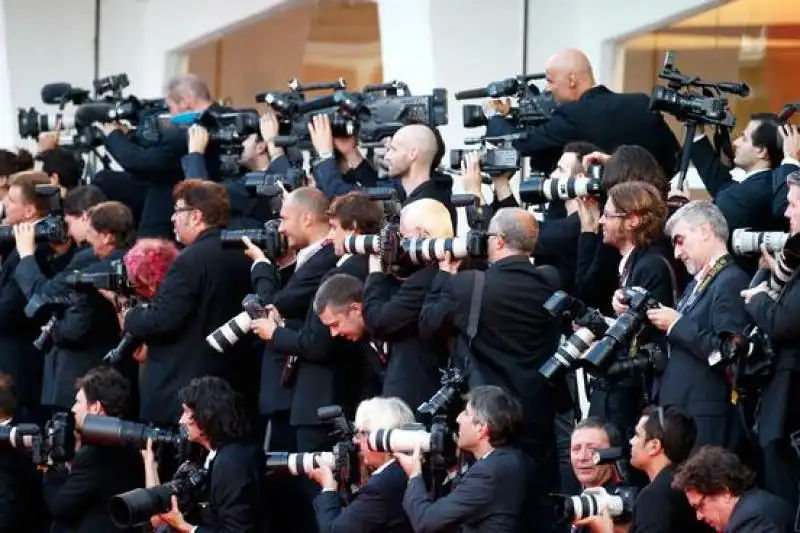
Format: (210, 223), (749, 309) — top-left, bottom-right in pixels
(186, 0), (382, 106)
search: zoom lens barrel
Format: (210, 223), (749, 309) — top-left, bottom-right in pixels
(402, 237), (468, 264)
(519, 177), (602, 204)
(342, 235), (380, 255)
(731, 229), (789, 255)
(366, 429), (432, 453)
(265, 451), (335, 476)
(207, 311), (253, 353)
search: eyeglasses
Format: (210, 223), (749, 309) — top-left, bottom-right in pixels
(690, 494), (707, 512)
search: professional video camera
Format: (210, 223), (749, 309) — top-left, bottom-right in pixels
(0, 412), (76, 465)
(272, 80), (449, 147)
(731, 229), (788, 255)
(220, 218), (287, 262)
(17, 82), (93, 139)
(207, 294), (268, 353)
(81, 415), (187, 450)
(538, 291), (612, 381)
(455, 73), (557, 128)
(243, 168), (306, 197)
(0, 185), (67, 244)
(649, 51), (749, 189)
(450, 133), (526, 174)
(64, 258), (135, 296)
(110, 461), (207, 528)
(579, 287), (660, 373)
(519, 165), (604, 205)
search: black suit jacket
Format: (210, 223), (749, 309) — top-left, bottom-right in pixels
(124, 228), (253, 424)
(196, 442), (267, 533)
(270, 255), (369, 426)
(745, 271), (800, 445)
(43, 443), (143, 533)
(420, 257), (561, 466)
(660, 261), (750, 449)
(363, 265), (448, 412)
(0, 245), (62, 406)
(314, 460), (412, 533)
(488, 85), (679, 178)
(403, 447), (527, 533)
(252, 244), (339, 415)
(725, 489), (795, 533)
(630, 464), (707, 533)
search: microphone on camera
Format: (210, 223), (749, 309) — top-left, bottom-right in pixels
(41, 83), (91, 105)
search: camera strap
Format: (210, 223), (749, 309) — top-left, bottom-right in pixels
(466, 270), (486, 341)
(677, 254), (734, 312)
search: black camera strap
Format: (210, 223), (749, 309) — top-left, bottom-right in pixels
(677, 254), (734, 312)
(466, 271), (486, 341)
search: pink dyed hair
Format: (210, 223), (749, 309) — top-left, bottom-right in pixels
(123, 238), (179, 291)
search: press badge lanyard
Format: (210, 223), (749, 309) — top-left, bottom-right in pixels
(677, 254), (734, 312)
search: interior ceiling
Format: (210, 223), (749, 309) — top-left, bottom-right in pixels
(624, 0), (800, 49)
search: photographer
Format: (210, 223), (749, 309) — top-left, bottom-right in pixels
(583, 181), (676, 437)
(363, 198), (452, 411)
(245, 186), (338, 451)
(0, 172), (68, 415)
(99, 74), (219, 238)
(308, 113), (379, 198)
(646, 201), (749, 450)
(122, 180), (253, 425)
(691, 116), (786, 263)
(570, 418), (624, 493)
(739, 170), (800, 505)
(38, 201), (135, 411)
(253, 191), (382, 450)
(309, 396), (414, 533)
(152, 376), (266, 533)
(485, 49), (679, 178)
(14, 185), (108, 302)
(0, 373), (48, 533)
(43, 366), (143, 532)
(419, 206), (562, 494)
(397, 385), (530, 533)
(672, 446), (794, 533)
(0, 149), (34, 210)
(35, 148), (83, 195)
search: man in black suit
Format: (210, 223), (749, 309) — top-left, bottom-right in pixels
(246, 186), (339, 452)
(99, 74), (224, 238)
(647, 201), (749, 450)
(673, 446), (795, 533)
(691, 115), (786, 273)
(154, 376), (267, 533)
(309, 396), (415, 533)
(583, 182), (676, 437)
(252, 191), (382, 448)
(123, 180), (253, 425)
(486, 48), (679, 178)
(398, 385), (529, 533)
(0, 373), (48, 533)
(0, 171), (65, 416)
(741, 169), (800, 506)
(419, 206), (562, 497)
(43, 366), (143, 533)
(626, 406), (707, 533)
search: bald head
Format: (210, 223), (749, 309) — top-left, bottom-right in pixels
(489, 207), (538, 255)
(545, 49), (596, 103)
(400, 198), (454, 239)
(286, 186), (330, 221)
(389, 124), (439, 172)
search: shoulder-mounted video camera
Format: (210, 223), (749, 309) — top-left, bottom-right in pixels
(456, 73), (556, 129)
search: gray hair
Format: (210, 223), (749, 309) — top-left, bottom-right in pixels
(354, 397), (415, 432)
(466, 385), (522, 447)
(165, 73), (212, 102)
(488, 207), (538, 254)
(665, 200), (729, 243)
(787, 170), (800, 187)
(313, 273), (363, 315)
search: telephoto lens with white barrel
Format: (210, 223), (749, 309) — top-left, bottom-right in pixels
(731, 229), (788, 255)
(342, 234), (380, 255)
(366, 428), (432, 453)
(519, 173), (603, 204)
(539, 327), (598, 381)
(206, 294), (266, 353)
(554, 487), (628, 523)
(402, 237), (468, 264)
(265, 451), (335, 476)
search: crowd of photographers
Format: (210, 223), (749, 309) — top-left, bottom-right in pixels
(0, 45), (799, 533)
